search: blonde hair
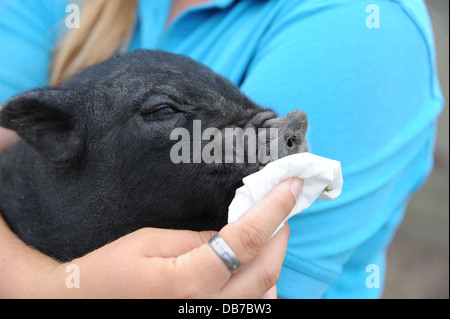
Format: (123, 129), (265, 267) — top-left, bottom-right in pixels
(50, 0), (137, 85)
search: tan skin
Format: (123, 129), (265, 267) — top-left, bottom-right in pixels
(0, 0), (300, 298)
(0, 127), (19, 153)
(168, 0), (211, 23)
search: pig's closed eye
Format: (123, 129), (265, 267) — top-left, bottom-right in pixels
(141, 106), (178, 121)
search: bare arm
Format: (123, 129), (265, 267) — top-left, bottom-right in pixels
(0, 127), (19, 153)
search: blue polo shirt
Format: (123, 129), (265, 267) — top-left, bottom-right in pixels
(0, 0), (443, 298)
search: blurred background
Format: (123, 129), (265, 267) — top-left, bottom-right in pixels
(383, 0), (449, 299)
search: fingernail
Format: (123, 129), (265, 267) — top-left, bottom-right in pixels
(290, 178), (303, 199)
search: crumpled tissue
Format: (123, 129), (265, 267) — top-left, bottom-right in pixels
(227, 152), (343, 234)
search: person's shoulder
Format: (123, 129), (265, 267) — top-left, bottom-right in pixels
(388, 0), (437, 49)
(260, 0), (432, 28)
(0, 0), (68, 27)
(258, 0), (436, 56)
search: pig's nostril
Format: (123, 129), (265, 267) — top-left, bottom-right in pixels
(287, 137), (297, 150)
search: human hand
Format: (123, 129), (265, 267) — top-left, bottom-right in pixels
(0, 127), (19, 153)
(0, 177), (302, 298)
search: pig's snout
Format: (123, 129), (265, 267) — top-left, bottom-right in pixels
(264, 110), (309, 160)
(282, 109), (308, 152)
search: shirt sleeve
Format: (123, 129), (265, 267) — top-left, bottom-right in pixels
(0, 0), (68, 104)
(240, 0), (443, 298)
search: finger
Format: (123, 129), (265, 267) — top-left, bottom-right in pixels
(220, 177), (302, 264)
(128, 227), (217, 258)
(217, 223), (290, 298)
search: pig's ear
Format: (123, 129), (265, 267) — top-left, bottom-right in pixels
(0, 89), (85, 166)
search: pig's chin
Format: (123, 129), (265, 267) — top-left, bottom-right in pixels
(207, 161), (261, 187)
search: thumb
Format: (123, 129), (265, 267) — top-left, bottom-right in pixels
(219, 177), (302, 264)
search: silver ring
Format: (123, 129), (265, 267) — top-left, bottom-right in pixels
(209, 234), (242, 272)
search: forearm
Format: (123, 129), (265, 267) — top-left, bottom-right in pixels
(0, 216), (60, 298)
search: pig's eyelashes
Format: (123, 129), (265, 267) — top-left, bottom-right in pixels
(141, 106), (178, 121)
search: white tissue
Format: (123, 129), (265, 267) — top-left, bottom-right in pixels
(227, 153), (343, 233)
